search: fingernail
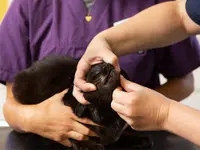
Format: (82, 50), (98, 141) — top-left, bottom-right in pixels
(83, 101), (90, 105)
(82, 99), (90, 105)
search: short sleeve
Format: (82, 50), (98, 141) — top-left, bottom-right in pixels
(0, 0), (31, 83)
(186, 0), (200, 25)
(156, 37), (200, 79)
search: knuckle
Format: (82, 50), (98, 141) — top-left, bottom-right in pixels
(63, 126), (71, 132)
(112, 91), (118, 100)
(111, 101), (115, 109)
(132, 124), (141, 131)
(126, 109), (133, 117)
(65, 122), (73, 130)
(112, 55), (118, 62)
(127, 98), (134, 105)
(73, 80), (78, 86)
(130, 94), (139, 104)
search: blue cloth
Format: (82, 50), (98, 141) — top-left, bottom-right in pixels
(186, 0), (200, 25)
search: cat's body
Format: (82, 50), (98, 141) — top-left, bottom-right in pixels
(12, 55), (127, 150)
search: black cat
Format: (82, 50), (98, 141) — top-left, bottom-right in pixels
(12, 55), (128, 150)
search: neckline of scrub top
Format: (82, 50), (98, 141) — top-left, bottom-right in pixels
(68, 0), (111, 25)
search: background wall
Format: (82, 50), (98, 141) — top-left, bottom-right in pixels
(0, 1), (200, 126)
(0, 0), (10, 126)
(0, 0), (12, 22)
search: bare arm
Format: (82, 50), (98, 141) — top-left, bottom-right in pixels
(3, 83), (35, 133)
(111, 76), (200, 147)
(165, 100), (200, 146)
(100, 0), (200, 56)
(156, 73), (194, 102)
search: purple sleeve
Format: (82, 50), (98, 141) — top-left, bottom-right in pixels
(156, 37), (200, 78)
(0, 0), (31, 83)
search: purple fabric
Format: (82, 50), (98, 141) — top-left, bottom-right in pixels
(0, 0), (200, 89)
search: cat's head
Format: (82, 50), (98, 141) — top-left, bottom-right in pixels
(83, 62), (120, 106)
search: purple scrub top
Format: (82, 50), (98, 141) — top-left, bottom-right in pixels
(0, 0), (200, 89)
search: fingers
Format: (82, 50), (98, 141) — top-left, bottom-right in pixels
(120, 75), (141, 92)
(73, 86), (90, 104)
(102, 52), (120, 72)
(74, 60), (96, 92)
(58, 89), (69, 97)
(112, 88), (130, 115)
(67, 131), (88, 141)
(113, 88), (129, 105)
(111, 100), (127, 115)
(75, 117), (102, 127)
(112, 90), (139, 117)
(59, 89), (69, 98)
(51, 89), (69, 102)
(59, 139), (72, 147)
(117, 113), (133, 126)
(74, 79), (96, 93)
(113, 87), (137, 106)
(117, 114), (144, 131)
(71, 121), (97, 137)
(73, 59), (96, 104)
(59, 131), (90, 147)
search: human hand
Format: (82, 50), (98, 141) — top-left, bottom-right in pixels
(26, 90), (98, 147)
(111, 76), (170, 131)
(73, 34), (120, 104)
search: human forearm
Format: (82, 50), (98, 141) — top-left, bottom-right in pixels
(3, 83), (35, 133)
(164, 100), (200, 146)
(156, 73), (194, 102)
(99, 1), (200, 56)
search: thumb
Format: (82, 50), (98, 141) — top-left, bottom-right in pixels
(120, 75), (141, 92)
(60, 89), (69, 96)
(55, 89), (69, 100)
(102, 51), (120, 72)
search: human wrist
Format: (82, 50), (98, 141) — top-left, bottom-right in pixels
(162, 99), (176, 131)
(96, 31), (118, 55)
(19, 105), (38, 133)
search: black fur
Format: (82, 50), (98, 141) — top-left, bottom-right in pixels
(12, 55), (128, 150)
